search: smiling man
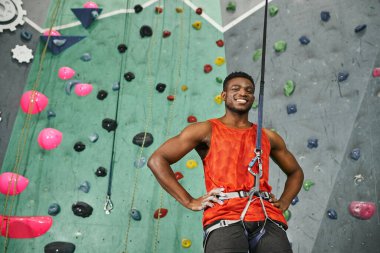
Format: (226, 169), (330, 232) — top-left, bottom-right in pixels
(148, 72), (304, 253)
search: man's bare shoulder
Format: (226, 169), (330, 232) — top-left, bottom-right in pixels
(181, 121), (212, 137)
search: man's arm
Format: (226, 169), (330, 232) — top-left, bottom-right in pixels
(148, 121), (224, 211)
(264, 129), (304, 211)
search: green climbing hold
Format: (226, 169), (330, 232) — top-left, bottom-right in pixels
(284, 80), (295, 96)
(269, 5), (279, 17)
(274, 40), (287, 53)
(283, 209), (291, 221)
(303, 179), (315, 191)
(251, 101), (258, 109)
(226, 1), (236, 12)
(252, 49), (262, 62)
(216, 77), (223, 83)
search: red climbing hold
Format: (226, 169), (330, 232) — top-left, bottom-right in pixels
(373, 67), (380, 77)
(167, 95), (175, 101)
(204, 64), (212, 73)
(348, 201), (376, 220)
(155, 7), (163, 14)
(187, 115), (197, 123)
(196, 8), (203, 15)
(0, 215), (52, 238)
(216, 39), (224, 47)
(174, 171), (184, 180)
(163, 30), (171, 38)
(154, 208), (168, 219)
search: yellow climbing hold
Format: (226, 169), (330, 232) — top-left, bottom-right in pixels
(192, 21), (202, 30)
(176, 7), (183, 13)
(214, 94), (222, 104)
(186, 159), (198, 169)
(214, 57), (225, 66)
(181, 85), (188, 91)
(181, 238), (192, 248)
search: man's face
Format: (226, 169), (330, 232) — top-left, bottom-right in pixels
(221, 77), (255, 114)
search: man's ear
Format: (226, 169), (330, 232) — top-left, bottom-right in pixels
(221, 91), (226, 101)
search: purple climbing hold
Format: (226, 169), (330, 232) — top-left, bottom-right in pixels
(95, 167), (107, 177)
(338, 71), (349, 82)
(72, 201), (93, 218)
(102, 118), (117, 132)
(286, 104), (297, 114)
(291, 196), (299, 206)
(320, 11), (330, 22)
(97, 90), (108, 100)
(354, 24), (367, 33)
(73, 142), (86, 152)
(348, 201), (376, 220)
(156, 83), (167, 93)
(327, 209), (338, 220)
(299, 36), (310, 45)
(307, 138), (318, 149)
(350, 148), (360, 160)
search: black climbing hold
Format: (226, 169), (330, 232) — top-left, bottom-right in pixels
(74, 142), (86, 152)
(338, 71), (349, 82)
(48, 203), (61, 216)
(155, 83), (167, 93)
(307, 138), (318, 149)
(354, 24), (367, 33)
(102, 118), (117, 132)
(95, 167), (107, 177)
(124, 72), (135, 82)
(44, 241), (76, 253)
(350, 148), (360, 160)
(47, 109), (56, 119)
(78, 181), (90, 193)
(80, 53), (92, 61)
(130, 208), (142, 221)
(140, 25), (153, 38)
(299, 36), (310, 45)
(117, 44), (128, 53)
(97, 90), (108, 100)
(21, 30), (33, 41)
(134, 4), (143, 13)
(320, 11), (330, 22)
(72, 201), (93, 218)
(132, 132), (154, 147)
(286, 104), (297, 114)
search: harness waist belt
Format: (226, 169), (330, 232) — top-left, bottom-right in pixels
(218, 191), (270, 201)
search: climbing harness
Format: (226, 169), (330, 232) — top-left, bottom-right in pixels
(204, 0), (272, 251)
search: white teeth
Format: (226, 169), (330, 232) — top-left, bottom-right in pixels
(236, 99), (247, 104)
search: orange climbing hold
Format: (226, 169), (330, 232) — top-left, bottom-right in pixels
(153, 208), (168, 219)
(181, 85), (188, 91)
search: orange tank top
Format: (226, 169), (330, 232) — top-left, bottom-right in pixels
(202, 119), (287, 227)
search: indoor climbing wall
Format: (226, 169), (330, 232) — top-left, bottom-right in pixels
(222, 0), (380, 252)
(0, 0), (379, 253)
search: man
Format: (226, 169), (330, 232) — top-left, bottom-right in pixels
(148, 72), (304, 253)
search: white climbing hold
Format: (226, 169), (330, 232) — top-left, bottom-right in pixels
(0, 0), (27, 32)
(353, 174), (364, 185)
(11, 45), (33, 63)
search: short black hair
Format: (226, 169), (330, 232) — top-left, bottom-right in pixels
(223, 71), (255, 91)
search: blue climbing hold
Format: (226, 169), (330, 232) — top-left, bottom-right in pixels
(338, 71), (349, 82)
(112, 82), (120, 91)
(21, 30), (33, 41)
(350, 148), (360, 160)
(286, 104), (297, 114)
(80, 53), (92, 61)
(307, 138), (318, 149)
(299, 36), (310, 45)
(134, 157), (147, 168)
(48, 203), (61, 216)
(320, 11), (330, 22)
(78, 181), (90, 193)
(354, 24), (367, 33)
(291, 196), (299, 206)
(47, 109), (56, 119)
(130, 208), (142, 221)
(327, 209), (338, 220)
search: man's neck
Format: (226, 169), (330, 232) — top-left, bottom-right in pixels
(219, 113), (252, 129)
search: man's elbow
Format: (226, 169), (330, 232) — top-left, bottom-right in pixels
(147, 154), (158, 172)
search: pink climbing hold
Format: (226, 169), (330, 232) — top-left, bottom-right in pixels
(43, 30), (61, 36)
(348, 201), (376, 220)
(0, 172), (29, 196)
(83, 1), (99, 8)
(20, 90), (49, 114)
(37, 128), (63, 150)
(373, 67), (380, 77)
(58, 66), (75, 80)
(0, 215), (52, 238)
(74, 83), (93, 96)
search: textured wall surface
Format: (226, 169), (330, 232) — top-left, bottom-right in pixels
(0, 0), (379, 253)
